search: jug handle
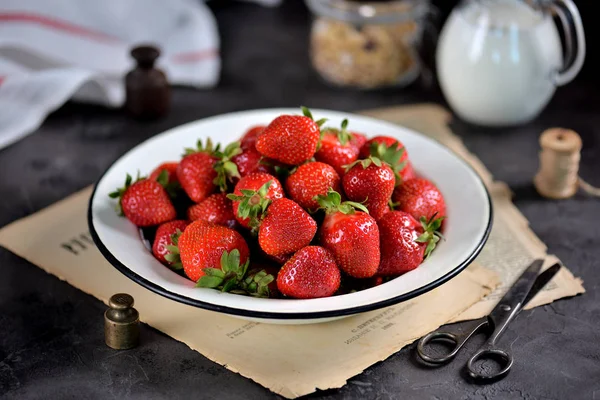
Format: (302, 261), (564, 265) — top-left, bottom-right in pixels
(549, 0), (586, 86)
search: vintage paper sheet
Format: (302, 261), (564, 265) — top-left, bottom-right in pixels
(361, 104), (585, 322)
(0, 187), (498, 399)
(0, 104), (584, 397)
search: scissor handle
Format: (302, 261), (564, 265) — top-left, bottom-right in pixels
(466, 346), (513, 382)
(416, 318), (488, 365)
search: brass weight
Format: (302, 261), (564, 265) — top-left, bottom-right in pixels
(104, 293), (140, 350)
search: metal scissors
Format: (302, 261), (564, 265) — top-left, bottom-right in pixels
(416, 259), (561, 382)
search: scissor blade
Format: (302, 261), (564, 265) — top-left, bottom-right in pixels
(522, 263), (561, 307)
(489, 259), (544, 320)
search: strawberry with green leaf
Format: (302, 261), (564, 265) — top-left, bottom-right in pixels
(149, 162), (179, 185)
(152, 221), (189, 268)
(109, 173), (176, 227)
(315, 119), (367, 176)
(196, 249), (276, 298)
(177, 138), (242, 203)
(316, 189), (380, 278)
(227, 172), (284, 230)
(378, 211), (444, 276)
(285, 161), (341, 211)
(342, 156), (395, 221)
(256, 106), (326, 165)
(171, 220), (250, 282)
(231, 145), (273, 177)
(360, 136), (416, 183)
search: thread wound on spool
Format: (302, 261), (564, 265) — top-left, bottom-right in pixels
(534, 128), (600, 199)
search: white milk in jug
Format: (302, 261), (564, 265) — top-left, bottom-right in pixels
(436, 0), (563, 126)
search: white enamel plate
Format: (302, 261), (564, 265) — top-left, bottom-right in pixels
(88, 108), (492, 324)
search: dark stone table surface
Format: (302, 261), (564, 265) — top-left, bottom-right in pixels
(1, 1), (598, 399)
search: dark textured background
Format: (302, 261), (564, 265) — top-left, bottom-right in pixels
(1, 1), (599, 399)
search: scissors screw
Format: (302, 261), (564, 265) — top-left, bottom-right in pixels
(500, 304), (512, 311)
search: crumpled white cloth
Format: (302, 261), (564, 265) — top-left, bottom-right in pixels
(0, 0), (280, 150)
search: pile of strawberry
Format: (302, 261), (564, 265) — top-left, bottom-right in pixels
(109, 107), (446, 299)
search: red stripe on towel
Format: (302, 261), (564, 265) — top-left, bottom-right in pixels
(0, 12), (120, 43)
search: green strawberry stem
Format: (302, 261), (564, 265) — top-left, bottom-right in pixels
(301, 106), (327, 128)
(227, 180), (273, 231)
(314, 188), (369, 215)
(344, 156), (383, 172)
(415, 213), (446, 259)
(213, 141), (242, 192)
(182, 137), (241, 192)
(164, 229), (184, 270)
(108, 172), (145, 215)
(368, 141), (407, 185)
(183, 138), (217, 156)
(154, 169), (181, 198)
(195, 249), (274, 298)
(319, 118), (353, 147)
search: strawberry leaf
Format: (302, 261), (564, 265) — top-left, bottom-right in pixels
(221, 278), (238, 293)
(315, 188), (370, 215)
(232, 180), (274, 230)
(163, 230), (183, 269)
(301, 106), (313, 119)
(342, 201), (369, 214)
(109, 173), (146, 216)
(194, 249), (272, 298)
(196, 275), (223, 288)
(315, 118), (328, 128)
(155, 169), (169, 186)
(416, 213), (446, 258)
(368, 141), (407, 185)
(212, 141), (242, 192)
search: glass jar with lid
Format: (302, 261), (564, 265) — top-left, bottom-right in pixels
(305, 0), (436, 89)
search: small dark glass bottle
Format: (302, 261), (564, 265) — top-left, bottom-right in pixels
(125, 45), (170, 119)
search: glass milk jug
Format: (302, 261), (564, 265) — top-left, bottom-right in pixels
(436, 0), (585, 126)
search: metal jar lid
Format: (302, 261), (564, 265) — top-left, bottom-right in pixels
(305, 0), (431, 24)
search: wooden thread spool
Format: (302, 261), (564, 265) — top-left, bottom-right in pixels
(534, 128), (600, 199)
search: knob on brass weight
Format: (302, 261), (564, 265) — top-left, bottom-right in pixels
(104, 293), (140, 350)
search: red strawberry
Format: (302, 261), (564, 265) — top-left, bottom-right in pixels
(187, 193), (237, 228)
(256, 107), (325, 165)
(177, 139), (242, 202)
(360, 136), (416, 183)
(152, 220), (189, 267)
(149, 162), (179, 184)
(316, 189), (380, 278)
(109, 174), (176, 227)
(173, 220), (249, 282)
(177, 140), (219, 202)
(277, 246), (341, 299)
(232, 145), (273, 177)
(240, 125), (266, 150)
(285, 161), (341, 211)
(228, 172), (284, 229)
(258, 198), (317, 257)
(392, 178), (446, 222)
(378, 211), (444, 275)
(315, 119), (367, 176)
(342, 157), (395, 221)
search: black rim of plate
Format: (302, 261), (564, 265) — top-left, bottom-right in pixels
(87, 114), (494, 320)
